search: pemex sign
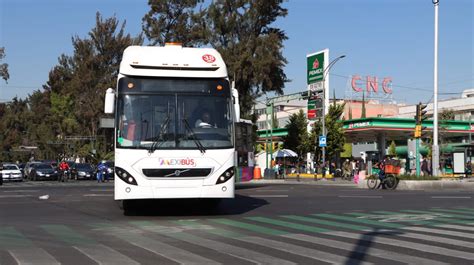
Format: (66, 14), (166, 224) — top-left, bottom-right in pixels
(307, 51), (325, 85)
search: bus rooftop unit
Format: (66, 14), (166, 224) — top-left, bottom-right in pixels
(104, 43), (239, 213)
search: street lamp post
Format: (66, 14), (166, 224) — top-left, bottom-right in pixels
(321, 55), (346, 174)
(432, 0), (440, 176)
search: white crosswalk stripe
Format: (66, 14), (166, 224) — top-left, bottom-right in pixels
(436, 224), (474, 232)
(100, 227), (220, 265)
(403, 226), (474, 240)
(9, 248), (59, 265)
(325, 230), (474, 261)
(282, 233), (448, 265)
(376, 229), (474, 249)
(74, 245), (140, 265)
(239, 236), (374, 265)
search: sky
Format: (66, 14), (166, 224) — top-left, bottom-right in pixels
(0, 0), (473, 105)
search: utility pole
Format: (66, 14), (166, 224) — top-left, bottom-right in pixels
(321, 55), (346, 174)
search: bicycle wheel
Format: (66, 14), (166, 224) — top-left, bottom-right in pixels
(366, 176), (378, 189)
(385, 174), (398, 190)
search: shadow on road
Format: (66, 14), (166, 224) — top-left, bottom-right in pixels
(344, 228), (403, 265)
(123, 194), (269, 217)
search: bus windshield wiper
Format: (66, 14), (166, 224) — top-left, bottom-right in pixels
(182, 118), (206, 154)
(148, 114), (171, 153)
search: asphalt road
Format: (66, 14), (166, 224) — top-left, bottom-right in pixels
(0, 180), (473, 264)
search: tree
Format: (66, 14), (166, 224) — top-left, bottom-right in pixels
(283, 110), (310, 158)
(0, 47), (9, 83)
(439, 109), (455, 120)
(388, 140), (397, 157)
(311, 103), (346, 162)
(206, 0), (289, 117)
(143, 0), (289, 117)
(360, 91), (366, 118)
(142, 0), (207, 46)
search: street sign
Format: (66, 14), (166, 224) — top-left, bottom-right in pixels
(307, 51), (325, 84)
(319, 135), (327, 147)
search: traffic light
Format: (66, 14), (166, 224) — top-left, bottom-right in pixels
(414, 125), (421, 138)
(414, 102), (428, 138)
(418, 102), (428, 124)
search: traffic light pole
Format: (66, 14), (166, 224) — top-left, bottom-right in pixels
(416, 138), (420, 177)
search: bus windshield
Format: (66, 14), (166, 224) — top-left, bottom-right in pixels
(117, 81), (233, 150)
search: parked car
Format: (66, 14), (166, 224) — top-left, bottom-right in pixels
(71, 163), (95, 180)
(28, 163), (59, 181)
(24, 161), (42, 178)
(1, 164), (23, 182)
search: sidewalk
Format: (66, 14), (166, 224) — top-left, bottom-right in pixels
(243, 178), (357, 186)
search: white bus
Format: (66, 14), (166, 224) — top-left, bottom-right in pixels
(104, 43), (239, 213)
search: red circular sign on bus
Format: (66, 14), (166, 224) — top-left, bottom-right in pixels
(202, 54), (216, 63)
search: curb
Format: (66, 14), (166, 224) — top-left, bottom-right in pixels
(357, 179), (474, 190)
(240, 179), (357, 186)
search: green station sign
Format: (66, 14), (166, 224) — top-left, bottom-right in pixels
(307, 51), (325, 84)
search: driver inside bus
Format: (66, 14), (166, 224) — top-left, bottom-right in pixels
(195, 110), (214, 128)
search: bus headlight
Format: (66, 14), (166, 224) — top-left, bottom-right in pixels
(216, 167), (234, 185)
(115, 167), (138, 186)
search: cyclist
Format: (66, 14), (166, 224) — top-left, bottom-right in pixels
(97, 161), (109, 183)
(58, 161), (70, 182)
(377, 156), (388, 189)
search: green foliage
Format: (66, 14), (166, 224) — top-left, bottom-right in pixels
(142, 0), (207, 46)
(283, 110), (310, 158)
(439, 109), (455, 120)
(388, 140), (397, 157)
(143, 1), (289, 116)
(0, 13), (141, 162)
(311, 103), (346, 162)
(0, 47), (9, 82)
(360, 91), (366, 118)
(207, 0), (289, 116)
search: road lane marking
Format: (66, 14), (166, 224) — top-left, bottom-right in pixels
(83, 194), (114, 197)
(378, 228), (474, 249)
(89, 189), (113, 192)
(74, 245), (140, 265)
(96, 225), (221, 265)
(338, 195), (383, 198)
(249, 195), (288, 198)
(0, 194), (32, 198)
(430, 208), (474, 216)
(175, 219), (369, 264)
(283, 233), (448, 265)
(313, 213), (404, 229)
(130, 221), (295, 265)
(9, 248), (59, 265)
(3, 190), (40, 193)
(254, 189), (289, 192)
(431, 196), (471, 199)
(326, 230), (474, 261)
(246, 216), (330, 233)
(401, 209), (474, 220)
(41, 225), (96, 245)
(403, 226), (474, 240)
(436, 224), (474, 232)
(239, 236), (373, 265)
(281, 215), (371, 231)
(209, 219), (288, 236)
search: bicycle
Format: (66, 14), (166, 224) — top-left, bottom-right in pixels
(58, 170), (69, 182)
(367, 164), (400, 190)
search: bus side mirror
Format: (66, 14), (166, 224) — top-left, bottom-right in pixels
(232, 83), (240, 122)
(104, 88), (115, 114)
